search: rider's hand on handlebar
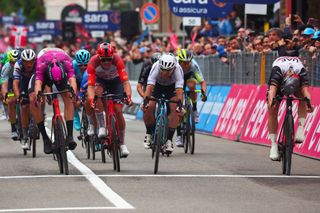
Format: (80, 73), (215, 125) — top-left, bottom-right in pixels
(201, 89), (207, 102)
(124, 94), (133, 106)
(141, 97), (149, 111)
(304, 97), (314, 113)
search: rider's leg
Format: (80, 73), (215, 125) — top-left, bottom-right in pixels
(143, 100), (156, 149)
(94, 85), (106, 138)
(8, 96), (17, 139)
(295, 91), (307, 143)
(267, 92), (280, 160)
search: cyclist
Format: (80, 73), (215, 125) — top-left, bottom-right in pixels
(13, 49), (37, 149)
(175, 49), (207, 147)
(1, 49), (19, 140)
(142, 53), (184, 153)
(73, 49), (91, 131)
(267, 37), (313, 160)
(137, 52), (162, 98)
(31, 47), (77, 153)
(87, 42), (132, 158)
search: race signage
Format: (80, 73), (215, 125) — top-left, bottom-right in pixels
(183, 17), (201, 26)
(35, 20), (61, 36)
(83, 11), (120, 31)
(168, 0), (233, 18)
(61, 4), (85, 23)
(27, 24), (39, 37)
(218, 0), (279, 4)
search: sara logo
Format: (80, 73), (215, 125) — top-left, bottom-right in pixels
(84, 14), (108, 23)
(172, 0), (208, 3)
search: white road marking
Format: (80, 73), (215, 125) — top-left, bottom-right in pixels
(44, 124), (134, 209)
(1, 174), (320, 179)
(0, 206), (129, 212)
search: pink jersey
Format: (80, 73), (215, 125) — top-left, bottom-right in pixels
(36, 48), (75, 82)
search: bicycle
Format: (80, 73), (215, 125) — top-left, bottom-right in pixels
(94, 92), (128, 172)
(38, 87), (75, 175)
(180, 90), (201, 154)
(272, 95), (311, 175)
(144, 95), (181, 174)
(18, 93), (39, 157)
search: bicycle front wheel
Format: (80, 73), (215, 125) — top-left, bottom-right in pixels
(189, 108), (196, 154)
(54, 117), (69, 175)
(111, 116), (120, 172)
(183, 110), (190, 154)
(284, 114), (294, 176)
(154, 116), (165, 174)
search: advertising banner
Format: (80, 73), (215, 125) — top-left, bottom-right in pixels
(35, 20), (61, 36)
(168, 0), (233, 18)
(83, 11), (120, 31)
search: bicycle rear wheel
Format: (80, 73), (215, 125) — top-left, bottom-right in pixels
(54, 117), (69, 175)
(111, 116), (120, 172)
(183, 111), (190, 154)
(100, 138), (106, 163)
(154, 116), (165, 174)
(284, 114), (294, 175)
(31, 138), (36, 158)
(90, 135), (96, 160)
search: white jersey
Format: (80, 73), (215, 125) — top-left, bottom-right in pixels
(37, 47), (65, 58)
(147, 61), (184, 88)
(272, 56), (304, 76)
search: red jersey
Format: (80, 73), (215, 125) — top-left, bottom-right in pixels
(87, 54), (129, 86)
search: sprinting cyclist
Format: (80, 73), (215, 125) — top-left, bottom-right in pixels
(142, 53), (184, 153)
(13, 49), (37, 149)
(175, 49), (207, 147)
(29, 47), (77, 154)
(72, 49), (91, 131)
(1, 49), (20, 140)
(87, 42), (132, 158)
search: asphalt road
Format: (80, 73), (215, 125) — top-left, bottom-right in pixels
(0, 117), (320, 213)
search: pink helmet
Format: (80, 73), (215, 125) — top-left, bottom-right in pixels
(48, 59), (66, 84)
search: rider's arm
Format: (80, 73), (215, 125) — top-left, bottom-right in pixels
(1, 82), (8, 98)
(137, 83), (144, 98)
(267, 85), (278, 108)
(144, 84), (154, 99)
(13, 79), (20, 98)
(192, 59), (206, 93)
(174, 64), (185, 102)
(87, 63), (96, 101)
(68, 77), (77, 95)
(13, 62), (21, 98)
(34, 80), (43, 96)
(1, 65), (9, 97)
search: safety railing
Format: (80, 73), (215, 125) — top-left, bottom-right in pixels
(125, 51), (320, 87)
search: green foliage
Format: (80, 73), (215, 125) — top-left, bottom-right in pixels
(0, 0), (45, 23)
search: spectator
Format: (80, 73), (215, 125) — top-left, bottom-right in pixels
(228, 36), (241, 53)
(199, 21), (219, 38)
(262, 36), (272, 52)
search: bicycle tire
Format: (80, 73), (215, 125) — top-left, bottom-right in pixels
(101, 138), (106, 163)
(154, 116), (164, 174)
(91, 135), (96, 160)
(54, 117), (69, 175)
(183, 109), (190, 154)
(284, 114), (294, 175)
(190, 108), (196, 154)
(111, 116), (120, 172)
(32, 138), (36, 158)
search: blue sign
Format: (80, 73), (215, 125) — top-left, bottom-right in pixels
(27, 24), (39, 37)
(219, 0), (279, 3)
(1, 16), (16, 25)
(83, 11), (120, 31)
(168, 0), (233, 18)
(35, 20), (61, 36)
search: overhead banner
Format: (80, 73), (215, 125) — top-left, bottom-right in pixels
(35, 20), (61, 36)
(83, 11), (120, 31)
(61, 4), (85, 23)
(168, 0), (233, 18)
(219, 0), (279, 3)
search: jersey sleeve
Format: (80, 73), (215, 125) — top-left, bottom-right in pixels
(174, 64), (184, 89)
(147, 63), (159, 86)
(192, 59), (204, 82)
(61, 54), (75, 80)
(13, 62), (21, 80)
(35, 56), (46, 81)
(299, 67), (309, 87)
(1, 63), (9, 82)
(114, 55), (128, 82)
(87, 62), (96, 86)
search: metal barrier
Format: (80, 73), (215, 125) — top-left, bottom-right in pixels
(125, 51), (320, 86)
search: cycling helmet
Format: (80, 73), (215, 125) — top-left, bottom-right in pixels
(312, 31), (320, 40)
(97, 42), (114, 58)
(302, 27), (315, 35)
(151, 52), (161, 64)
(177, 49), (193, 62)
(8, 50), (19, 62)
(159, 54), (177, 71)
(75, 49), (90, 64)
(21, 49), (36, 61)
(281, 74), (300, 96)
(48, 59), (66, 84)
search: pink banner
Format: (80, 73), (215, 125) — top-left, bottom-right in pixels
(213, 84), (259, 140)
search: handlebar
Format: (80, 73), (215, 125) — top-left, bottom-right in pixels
(272, 95), (312, 109)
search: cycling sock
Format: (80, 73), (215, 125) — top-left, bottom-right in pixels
(95, 112), (105, 128)
(120, 130), (125, 144)
(298, 117), (306, 127)
(66, 120), (73, 138)
(146, 124), (155, 135)
(11, 123), (16, 132)
(177, 126), (181, 136)
(167, 127), (175, 141)
(192, 101), (197, 111)
(269, 134), (276, 146)
(37, 121), (49, 140)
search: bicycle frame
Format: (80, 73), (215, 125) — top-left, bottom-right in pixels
(153, 98), (168, 149)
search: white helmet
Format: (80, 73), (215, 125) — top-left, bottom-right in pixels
(21, 49), (36, 61)
(159, 54), (177, 71)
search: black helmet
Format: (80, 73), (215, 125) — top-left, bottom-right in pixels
(281, 74), (300, 96)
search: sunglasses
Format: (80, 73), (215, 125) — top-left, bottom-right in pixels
(22, 60), (35, 66)
(78, 64), (87, 68)
(160, 67), (174, 73)
(99, 57), (113, 62)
